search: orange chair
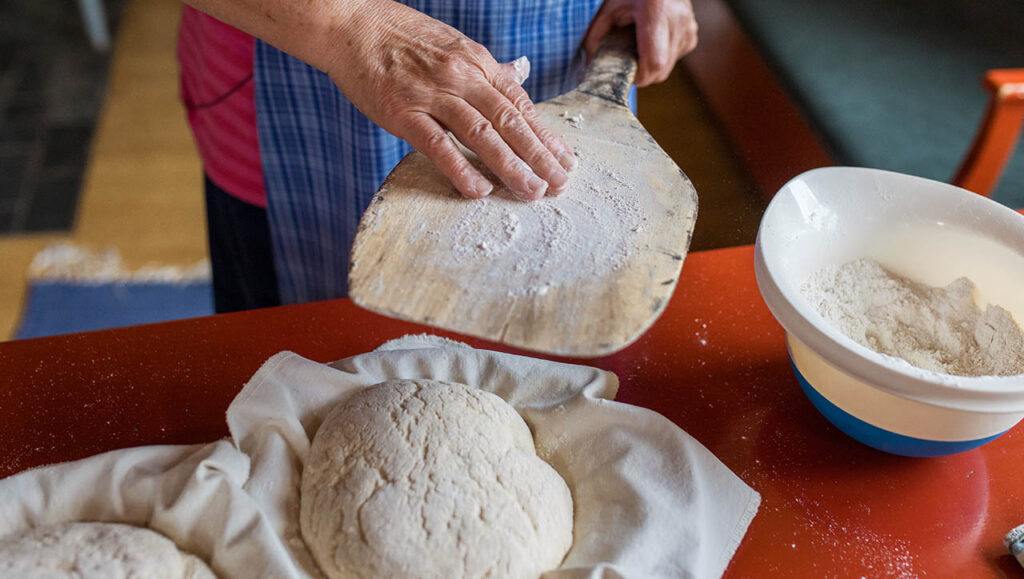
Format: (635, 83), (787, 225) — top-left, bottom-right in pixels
(952, 69), (1024, 211)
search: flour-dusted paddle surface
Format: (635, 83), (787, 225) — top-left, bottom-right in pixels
(300, 379), (574, 579)
(0, 522), (217, 579)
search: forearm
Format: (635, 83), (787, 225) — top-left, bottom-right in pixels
(183, 0), (370, 74)
(183, 0), (574, 200)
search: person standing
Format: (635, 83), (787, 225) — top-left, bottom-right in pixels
(178, 0), (698, 312)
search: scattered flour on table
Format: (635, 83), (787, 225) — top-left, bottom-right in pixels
(802, 258), (1024, 377)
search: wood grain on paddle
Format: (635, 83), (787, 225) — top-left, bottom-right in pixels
(349, 29), (698, 357)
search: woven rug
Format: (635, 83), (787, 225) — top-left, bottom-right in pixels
(15, 244), (214, 340)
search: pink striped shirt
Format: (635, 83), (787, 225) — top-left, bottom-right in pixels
(177, 7), (266, 207)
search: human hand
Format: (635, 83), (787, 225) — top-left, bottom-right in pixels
(584, 0), (698, 87)
(325, 2), (575, 200)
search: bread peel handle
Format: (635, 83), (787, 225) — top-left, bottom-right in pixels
(577, 26), (638, 108)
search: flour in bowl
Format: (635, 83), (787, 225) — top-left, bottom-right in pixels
(802, 258), (1024, 377)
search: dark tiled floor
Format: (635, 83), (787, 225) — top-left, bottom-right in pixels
(0, 0), (123, 233)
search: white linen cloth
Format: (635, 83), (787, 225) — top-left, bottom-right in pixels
(228, 336), (761, 579)
(0, 440), (296, 577)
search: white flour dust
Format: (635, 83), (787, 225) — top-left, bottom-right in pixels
(28, 242), (210, 282)
(449, 202), (522, 261)
(560, 110), (585, 129)
(413, 152), (647, 298)
(802, 258), (1024, 377)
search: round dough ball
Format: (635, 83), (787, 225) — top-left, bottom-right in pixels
(0, 522), (216, 578)
(301, 379), (573, 579)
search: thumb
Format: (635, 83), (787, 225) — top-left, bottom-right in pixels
(501, 56), (531, 85)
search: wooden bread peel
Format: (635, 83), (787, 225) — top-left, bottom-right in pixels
(349, 29), (698, 357)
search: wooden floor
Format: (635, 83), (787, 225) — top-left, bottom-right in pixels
(0, 0), (206, 340)
(0, 0), (763, 340)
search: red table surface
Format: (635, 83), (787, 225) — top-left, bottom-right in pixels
(1, 244), (1022, 578)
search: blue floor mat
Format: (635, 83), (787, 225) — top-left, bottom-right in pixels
(15, 281), (215, 340)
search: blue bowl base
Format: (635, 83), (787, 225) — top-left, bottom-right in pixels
(791, 361), (1009, 457)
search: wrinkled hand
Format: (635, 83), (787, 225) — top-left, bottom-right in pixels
(326, 3), (574, 200)
(584, 0), (698, 87)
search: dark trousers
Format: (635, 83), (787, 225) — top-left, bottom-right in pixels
(204, 176), (281, 313)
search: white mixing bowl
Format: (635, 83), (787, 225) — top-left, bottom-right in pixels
(754, 167), (1024, 456)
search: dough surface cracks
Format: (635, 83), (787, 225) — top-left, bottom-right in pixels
(301, 379), (574, 579)
(0, 521), (217, 579)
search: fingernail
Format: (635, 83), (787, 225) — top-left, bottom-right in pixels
(548, 168), (569, 190)
(527, 175), (548, 197)
(474, 178), (493, 197)
(558, 151), (577, 172)
(550, 174), (571, 194)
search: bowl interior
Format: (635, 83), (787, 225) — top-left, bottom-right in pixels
(757, 167), (1024, 405)
(760, 167), (1024, 331)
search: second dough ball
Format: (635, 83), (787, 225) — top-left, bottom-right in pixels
(0, 522), (216, 578)
(301, 379), (573, 579)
